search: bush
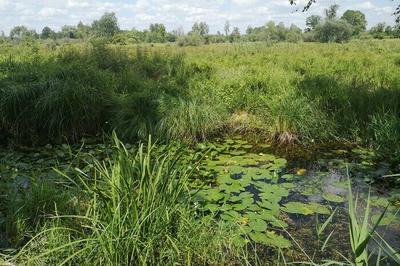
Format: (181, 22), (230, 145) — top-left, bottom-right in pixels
(177, 34), (203, 47)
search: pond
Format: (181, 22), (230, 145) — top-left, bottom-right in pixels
(0, 137), (399, 264)
(191, 137), (400, 263)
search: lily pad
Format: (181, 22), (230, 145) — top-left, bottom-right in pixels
(257, 200), (280, 212)
(282, 202), (314, 215)
(281, 174), (294, 180)
(199, 188), (225, 202)
(232, 235), (248, 247)
(308, 202), (331, 215)
(230, 150), (247, 156)
(204, 203), (219, 212)
(249, 231), (291, 248)
(371, 213), (399, 226)
(322, 192), (345, 203)
(249, 219), (268, 232)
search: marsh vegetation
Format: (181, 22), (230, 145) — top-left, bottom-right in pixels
(1, 29), (400, 264)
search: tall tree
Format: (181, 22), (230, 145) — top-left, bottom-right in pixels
(41, 26), (56, 39)
(192, 22), (209, 37)
(10, 26), (28, 40)
(148, 23), (167, 42)
(305, 15), (322, 31)
(341, 10), (367, 35)
(325, 4), (339, 20)
(230, 27), (241, 42)
(77, 21), (91, 39)
(92, 12), (120, 38)
(224, 21), (231, 36)
(60, 25), (77, 39)
(370, 22), (387, 38)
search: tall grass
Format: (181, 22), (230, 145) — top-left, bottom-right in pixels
(1, 40), (400, 157)
(7, 135), (244, 265)
(157, 97), (228, 142)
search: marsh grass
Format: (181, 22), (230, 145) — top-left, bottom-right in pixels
(1, 40), (400, 157)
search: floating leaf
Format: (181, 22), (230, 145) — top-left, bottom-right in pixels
(216, 174), (233, 185)
(308, 202), (331, 215)
(230, 150), (247, 156)
(249, 219), (268, 232)
(204, 203), (219, 212)
(322, 192), (345, 203)
(281, 174), (294, 180)
(232, 235), (248, 247)
(199, 188), (225, 202)
(248, 231), (291, 248)
(371, 213), (399, 226)
(257, 200), (280, 212)
(282, 202), (314, 215)
(220, 210), (241, 222)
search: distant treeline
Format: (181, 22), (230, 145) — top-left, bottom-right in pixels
(1, 5), (400, 45)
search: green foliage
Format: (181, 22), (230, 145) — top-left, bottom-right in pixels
(91, 12), (120, 38)
(341, 10), (367, 35)
(305, 15), (322, 32)
(177, 33), (203, 46)
(315, 19), (353, 43)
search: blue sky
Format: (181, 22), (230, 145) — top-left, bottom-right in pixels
(0, 0), (398, 34)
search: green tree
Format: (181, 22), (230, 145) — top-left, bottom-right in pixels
(191, 22), (209, 37)
(10, 25), (28, 40)
(92, 12), (120, 38)
(41, 26), (56, 39)
(265, 21), (278, 40)
(77, 21), (91, 39)
(148, 23), (166, 42)
(305, 15), (322, 31)
(229, 27), (241, 42)
(325, 4), (339, 20)
(315, 19), (353, 42)
(224, 21), (231, 36)
(341, 10), (367, 35)
(370, 22), (386, 39)
(287, 24), (303, 42)
(60, 25), (77, 39)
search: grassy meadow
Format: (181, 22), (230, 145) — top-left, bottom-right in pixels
(1, 39), (400, 264)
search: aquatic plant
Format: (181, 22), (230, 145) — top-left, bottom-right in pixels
(347, 178), (387, 266)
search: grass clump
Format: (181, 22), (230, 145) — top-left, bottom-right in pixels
(5, 135), (244, 265)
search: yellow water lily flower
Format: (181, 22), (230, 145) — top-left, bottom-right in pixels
(239, 216), (249, 225)
(296, 168), (307, 175)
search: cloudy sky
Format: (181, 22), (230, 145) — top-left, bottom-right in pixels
(0, 0), (398, 35)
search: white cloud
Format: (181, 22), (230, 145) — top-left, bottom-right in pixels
(0, 0), (398, 35)
(232, 0), (258, 6)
